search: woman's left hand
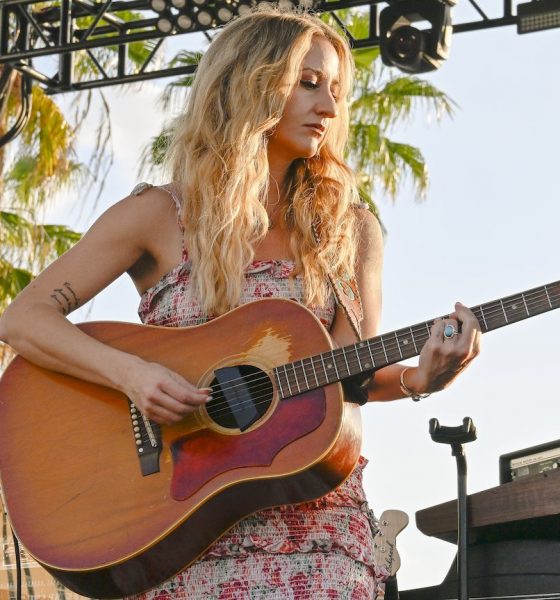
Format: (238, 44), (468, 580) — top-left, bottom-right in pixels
(405, 302), (482, 395)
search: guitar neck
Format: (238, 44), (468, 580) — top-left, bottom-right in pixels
(274, 280), (560, 399)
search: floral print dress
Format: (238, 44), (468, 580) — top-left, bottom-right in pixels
(130, 184), (387, 600)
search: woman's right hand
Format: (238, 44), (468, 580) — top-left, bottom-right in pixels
(121, 357), (211, 425)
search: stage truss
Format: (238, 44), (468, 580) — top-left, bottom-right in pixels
(0, 0), (524, 95)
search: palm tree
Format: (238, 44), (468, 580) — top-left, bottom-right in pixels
(0, 8), (158, 320)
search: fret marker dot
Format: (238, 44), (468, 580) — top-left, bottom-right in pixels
(365, 363), (371, 369)
(403, 339), (409, 345)
(512, 304), (517, 310)
(359, 342), (365, 347)
(327, 363), (333, 369)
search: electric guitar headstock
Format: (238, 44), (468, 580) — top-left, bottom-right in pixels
(373, 509), (409, 577)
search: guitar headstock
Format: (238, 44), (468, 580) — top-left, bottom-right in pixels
(372, 509), (409, 577)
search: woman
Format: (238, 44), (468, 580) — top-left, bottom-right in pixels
(0, 8), (481, 599)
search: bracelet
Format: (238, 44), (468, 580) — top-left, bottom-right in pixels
(399, 367), (431, 402)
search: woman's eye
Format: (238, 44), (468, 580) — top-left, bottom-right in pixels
(300, 80), (318, 90)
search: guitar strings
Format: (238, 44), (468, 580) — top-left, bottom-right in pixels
(204, 288), (560, 421)
(197, 288), (560, 421)
(202, 288), (560, 420)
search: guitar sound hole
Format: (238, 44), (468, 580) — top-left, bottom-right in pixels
(207, 365), (274, 431)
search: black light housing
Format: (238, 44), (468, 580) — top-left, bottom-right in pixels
(518, 0), (560, 33)
(380, 0), (455, 73)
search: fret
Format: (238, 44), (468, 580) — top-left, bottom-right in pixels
(354, 343), (363, 372)
(504, 294), (526, 322)
(310, 356), (320, 388)
(410, 327), (419, 354)
(380, 337), (389, 363)
(274, 368), (285, 398)
(499, 299), (509, 323)
(358, 342), (373, 371)
(329, 350), (340, 380)
(282, 364), (294, 397)
(300, 358), (310, 391)
(341, 348), (351, 376)
(365, 341), (376, 369)
(396, 328), (419, 361)
(478, 305), (489, 331)
(545, 285), (553, 309)
(293, 361), (302, 393)
(370, 341), (388, 370)
(319, 354), (330, 385)
(522, 292), (530, 317)
(394, 332), (403, 359)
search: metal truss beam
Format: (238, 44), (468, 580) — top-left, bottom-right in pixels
(0, 0), (536, 94)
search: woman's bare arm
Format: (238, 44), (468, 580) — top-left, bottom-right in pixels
(0, 189), (209, 423)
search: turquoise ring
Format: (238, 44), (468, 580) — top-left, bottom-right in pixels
(443, 323), (458, 339)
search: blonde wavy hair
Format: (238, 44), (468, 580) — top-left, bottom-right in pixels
(167, 8), (360, 316)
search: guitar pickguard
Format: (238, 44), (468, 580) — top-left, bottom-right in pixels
(170, 389), (326, 501)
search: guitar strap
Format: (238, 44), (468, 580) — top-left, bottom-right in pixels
(311, 219), (363, 341)
(312, 215), (373, 407)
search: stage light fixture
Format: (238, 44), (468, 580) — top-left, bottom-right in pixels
(150, 0), (168, 13)
(237, 0), (253, 16)
(215, 1), (236, 24)
(149, 0), (323, 34)
(177, 13), (195, 30)
(195, 8), (215, 26)
(380, 0), (455, 73)
(518, 0), (560, 33)
(156, 13), (175, 32)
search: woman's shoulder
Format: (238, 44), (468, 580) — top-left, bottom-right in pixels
(85, 182), (183, 253)
(129, 182), (182, 207)
(117, 182), (183, 228)
(350, 204), (383, 266)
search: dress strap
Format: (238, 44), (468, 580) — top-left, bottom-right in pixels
(131, 182), (188, 260)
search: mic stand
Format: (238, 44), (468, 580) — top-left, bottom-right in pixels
(429, 416), (477, 600)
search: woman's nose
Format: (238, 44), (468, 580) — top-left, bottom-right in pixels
(316, 89), (338, 119)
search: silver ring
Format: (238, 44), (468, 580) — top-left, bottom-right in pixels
(443, 323), (458, 339)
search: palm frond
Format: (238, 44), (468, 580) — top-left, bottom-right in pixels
(138, 129), (173, 179)
(0, 210), (33, 249)
(0, 258), (33, 301)
(352, 47), (381, 71)
(159, 51), (202, 111)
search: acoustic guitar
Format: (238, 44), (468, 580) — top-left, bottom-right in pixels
(0, 281), (558, 598)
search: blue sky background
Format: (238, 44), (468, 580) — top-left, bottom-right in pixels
(44, 7), (560, 591)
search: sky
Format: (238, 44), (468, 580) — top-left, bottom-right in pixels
(41, 6), (560, 592)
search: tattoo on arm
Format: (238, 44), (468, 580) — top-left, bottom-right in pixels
(50, 282), (81, 315)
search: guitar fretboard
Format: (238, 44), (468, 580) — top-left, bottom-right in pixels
(274, 281), (560, 399)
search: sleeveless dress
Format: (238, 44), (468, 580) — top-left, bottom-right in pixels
(131, 184), (388, 600)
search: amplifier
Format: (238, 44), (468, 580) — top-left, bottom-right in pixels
(499, 439), (560, 484)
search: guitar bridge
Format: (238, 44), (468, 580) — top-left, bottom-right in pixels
(129, 400), (162, 476)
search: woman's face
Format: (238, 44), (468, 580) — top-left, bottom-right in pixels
(268, 36), (341, 168)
